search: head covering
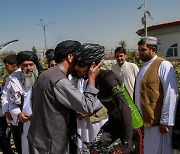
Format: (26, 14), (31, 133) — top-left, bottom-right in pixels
(54, 40), (81, 63)
(75, 43), (105, 64)
(16, 51), (38, 65)
(16, 51), (44, 74)
(140, 36), (157, 45)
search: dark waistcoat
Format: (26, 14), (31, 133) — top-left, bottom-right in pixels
(28, 66), (69, 154)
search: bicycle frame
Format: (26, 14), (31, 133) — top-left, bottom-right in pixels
(70, 132), (121, 154)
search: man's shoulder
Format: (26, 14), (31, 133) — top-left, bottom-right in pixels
(100, 69), (115, 78)
(10, 68), (21, 77)
(38, 66), (67, 85)
(125, 62), (139, 71)
(126, 61), (138, 67)
(159, 60), (174, 71)
(155, 56), (173, 68)
(40, 66), (65, 77)
(99, 70), (121, 85)
(112, 63), (119, 70)
(9, 69), (22, 81)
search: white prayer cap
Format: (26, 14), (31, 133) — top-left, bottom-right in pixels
(140, 36), (157, 45)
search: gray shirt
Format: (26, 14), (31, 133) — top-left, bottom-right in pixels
(54, 78), (99, 114)
(28, 64), (99, 154)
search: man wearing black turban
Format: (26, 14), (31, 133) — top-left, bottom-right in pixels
(16, 51), (44, 74)
(8, 51), (43, 154)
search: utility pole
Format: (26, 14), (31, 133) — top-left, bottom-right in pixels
(144, 0), (147, 37)
(35, 19), (55, 53)
(138, 0), (153, 37)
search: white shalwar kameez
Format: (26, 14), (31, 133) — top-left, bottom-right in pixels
(76, 78), (108, 153)
(8, 71), (32, 154)
(135, 56), (178, 154)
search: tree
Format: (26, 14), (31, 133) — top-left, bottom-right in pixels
(32, 46), (37, 53)
(118, 40), (127, 49)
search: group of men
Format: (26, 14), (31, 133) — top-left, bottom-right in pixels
(0, 36), (179, 154)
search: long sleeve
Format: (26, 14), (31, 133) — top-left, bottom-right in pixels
(54, 78), (99, 115)
(159, 61), (178, 126)
(99, 70), (133, 140)
(9, 99), (21, 125)
(9, 77), (23, 105)
(8, 73), (23, 125)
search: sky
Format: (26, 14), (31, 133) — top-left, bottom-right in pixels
(0, 0), (180, 53)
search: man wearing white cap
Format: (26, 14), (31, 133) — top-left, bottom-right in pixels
(135, 36), (178, 154)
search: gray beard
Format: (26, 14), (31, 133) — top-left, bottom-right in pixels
(22, 69), (38, 88)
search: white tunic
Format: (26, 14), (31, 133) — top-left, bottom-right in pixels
(135, 56), (178, 154)
(112, 61), (139, 99)
(76, 78), (108, 153)
(1, 68), (21, 125)
(8, 70), (32, 154)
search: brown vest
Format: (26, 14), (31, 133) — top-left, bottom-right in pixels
(140, 57), (164, 127)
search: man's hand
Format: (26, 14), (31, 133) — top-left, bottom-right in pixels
(28, 114), (32, 121)
(18, 112), (29, 123)
(159, 124), (169, 133)
(4, 112), (13, 120)
(88, 60), (104, 86)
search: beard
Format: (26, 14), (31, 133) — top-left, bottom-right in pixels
(140, 54), (152, 62)
(22, 68), (38, 88)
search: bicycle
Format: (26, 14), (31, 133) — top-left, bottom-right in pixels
(70, 131), (135, 154)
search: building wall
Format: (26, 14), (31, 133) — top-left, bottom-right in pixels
(147, 25), (180, 60)
(157, 32), (180, 60)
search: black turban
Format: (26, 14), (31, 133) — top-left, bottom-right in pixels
(54, 40), (81, 63)
(16, 51), (38, 66)
(16, 51), (44, 74)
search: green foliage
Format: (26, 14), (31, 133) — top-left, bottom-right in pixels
(118, 40), (127, 49)
(171, 61), (180, 95)
(157, 50), (164, 58)
(102, 62), (115, 70)
(0, 67), (8, 86)
(32, 46), (37, 53)
(40, 58), (48, 70)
